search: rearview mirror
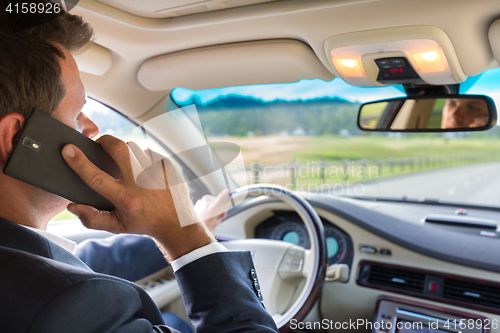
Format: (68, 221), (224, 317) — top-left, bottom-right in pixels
(358, 95), (497, 132)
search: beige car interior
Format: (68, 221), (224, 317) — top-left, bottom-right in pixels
(391, 99), (435, 130)
(48, 0), (500, 331)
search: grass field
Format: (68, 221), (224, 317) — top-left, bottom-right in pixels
(52, 134), (500, 220)
(291, 135), (500, 162)
(222, 134), (500, 188)
(291, 136), (500, 187)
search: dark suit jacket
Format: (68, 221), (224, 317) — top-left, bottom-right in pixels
(0, 218), (278, 333)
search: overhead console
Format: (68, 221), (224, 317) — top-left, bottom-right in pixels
(323, 26), (467, 87)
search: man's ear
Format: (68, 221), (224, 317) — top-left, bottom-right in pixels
(0, 113), (25, 165)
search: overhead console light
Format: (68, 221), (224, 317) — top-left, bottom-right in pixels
(336, 58), (364, 77)
(420, 51), (438, 62)
(324, 26), (467, 87)
(411, 50), (446, 73)
(340, 59), (356, 67)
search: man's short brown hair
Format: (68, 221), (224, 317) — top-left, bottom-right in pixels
(0, 1), (93, 120)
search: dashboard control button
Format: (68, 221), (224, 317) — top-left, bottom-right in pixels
(424, 276), (444, 296)
(361, 246), (377, 254)
(380, 249), (392, 255)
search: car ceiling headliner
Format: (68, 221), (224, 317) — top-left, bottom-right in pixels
(72, 0), (500, 120)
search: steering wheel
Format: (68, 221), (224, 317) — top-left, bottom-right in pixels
(220, 184), (327, 331)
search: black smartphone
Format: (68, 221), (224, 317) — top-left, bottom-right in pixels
(3, 110), (120, 211)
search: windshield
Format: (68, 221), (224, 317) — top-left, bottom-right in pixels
(172, 68), (500, 208)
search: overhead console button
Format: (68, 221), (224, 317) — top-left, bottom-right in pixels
(390, 58), (407, 66)
(376, 59), (392, 68)
(375, 57), (422, 84)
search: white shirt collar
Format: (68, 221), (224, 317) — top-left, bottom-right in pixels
(21, 225), (77, 254)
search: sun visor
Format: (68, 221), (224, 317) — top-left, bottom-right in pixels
(137, 39), (334, 91)
(73, 43), (112, 76)
(489, 19), (500, 66)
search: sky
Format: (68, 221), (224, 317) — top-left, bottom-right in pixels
(172, 79), (406, 105)
(172, 68), (500, 108)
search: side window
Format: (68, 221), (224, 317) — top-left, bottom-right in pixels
(85, 99), (171, 156)
(50, 98), (174, 223)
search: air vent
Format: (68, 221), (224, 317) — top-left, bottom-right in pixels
(358, 261), (500, 315)
(363, 265), (425, 294)
(444, 279), (500, 309)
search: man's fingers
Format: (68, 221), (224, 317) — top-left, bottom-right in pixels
(219, 211), (228, 221)
(67, 203), (126, 233)
(62, 144), (123, 202)
(129, 145), (184, 188)
(194, 189), (231, 221)
(212, 189), (232, 214)
(95, 135), (135, 183)
(215, 189), (230, 203)
(143, 148), (169, 163)
(128, 142), (153, 170)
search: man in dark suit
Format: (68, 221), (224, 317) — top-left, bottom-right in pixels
(0, 3), (278, 332)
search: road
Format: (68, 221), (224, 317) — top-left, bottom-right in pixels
(349, 161), (500, 206)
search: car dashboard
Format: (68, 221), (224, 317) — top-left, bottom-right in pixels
(214, 193), (500, 333)
(48, 190), (500, 333)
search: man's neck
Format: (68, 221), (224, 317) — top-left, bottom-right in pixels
(0, 177), (66, 230)
(0, 202), (44, 230)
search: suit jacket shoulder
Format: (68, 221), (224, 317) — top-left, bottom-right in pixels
(0, 218), (277, 333)
(0, 246), (170, 333)
(0, 219), (169, 333)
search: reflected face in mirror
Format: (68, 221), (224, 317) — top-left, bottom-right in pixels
(441, 98), (488, 129)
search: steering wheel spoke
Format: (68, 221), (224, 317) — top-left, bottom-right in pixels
(301, 249), (317, 279)
(277, 245), (305, 280)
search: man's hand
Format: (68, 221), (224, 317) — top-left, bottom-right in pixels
(61, 135), (214, 262)
(194, 190), (229, 232)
